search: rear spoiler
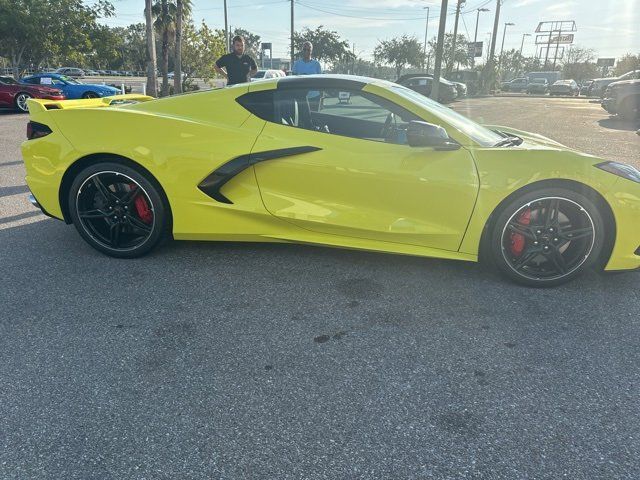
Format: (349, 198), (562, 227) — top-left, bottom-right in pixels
(26, 93), (154, 113)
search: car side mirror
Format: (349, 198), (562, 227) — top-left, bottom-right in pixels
(407, 121), (460, 150)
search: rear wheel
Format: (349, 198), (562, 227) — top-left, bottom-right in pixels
(68, 162), (169, 258)
(489, 188), (606, 287)
(14, 92), (31, 112)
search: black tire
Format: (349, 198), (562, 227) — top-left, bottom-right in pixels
(14, 92), (31, 112)
(82, 91), (99, 99)
(68, 162), (169, 258)
(488, 187), (606, 287)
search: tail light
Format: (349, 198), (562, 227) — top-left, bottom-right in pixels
(27, 121), (52, 140)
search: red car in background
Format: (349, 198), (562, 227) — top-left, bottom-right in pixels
(0, 75), (65, 113)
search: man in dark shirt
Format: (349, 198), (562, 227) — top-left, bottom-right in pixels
(215, 35), (258, 86)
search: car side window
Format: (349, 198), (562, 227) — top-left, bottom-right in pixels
(273, 88), (422, 145)
(238, 89), (423, 145)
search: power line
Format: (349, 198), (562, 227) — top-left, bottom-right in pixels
(297, 2), (428, 21)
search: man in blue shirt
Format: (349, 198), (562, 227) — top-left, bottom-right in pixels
(292, 42), (322, 110)
(292, 42), (322, 76)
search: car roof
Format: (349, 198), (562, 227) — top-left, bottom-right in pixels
(25, 72), (63, 78)
(257, 74), (382, 91)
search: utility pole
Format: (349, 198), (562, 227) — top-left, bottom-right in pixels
(472, 8), (489, 68)
(482, 0), (502, 93)
(552, 25), (562, 69)
(223, 0), (229, 52)
(290, 0), (295, 72)
(431, 0), (449, 101)
(423, 6), (430, 72)
(448, 0), (465, 74)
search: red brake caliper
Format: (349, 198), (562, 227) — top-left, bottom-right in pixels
(510, 208), (531, 256)
(129, 183), (153, 224)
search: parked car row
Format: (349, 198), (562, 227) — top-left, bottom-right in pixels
(587, 70), (640, 97)
(51, 67), (150, 77)
(501, 77), (580, 96)
(0, 73), (123, 112)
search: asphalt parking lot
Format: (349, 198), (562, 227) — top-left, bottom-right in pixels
(1, 97), (639, 479)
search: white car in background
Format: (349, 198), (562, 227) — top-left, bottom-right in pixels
(251, 69), (286, 81)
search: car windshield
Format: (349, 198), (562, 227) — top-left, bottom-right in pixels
(391, 85), (504, 146)
(58, 75), (80, 84)
(0, 76), (18, 85)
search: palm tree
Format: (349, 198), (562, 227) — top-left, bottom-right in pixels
(144, 0), (158, 97)
(174, 0), (192, 94)
(152, 0), (177, 97)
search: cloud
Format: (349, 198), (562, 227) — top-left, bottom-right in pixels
(513, 0), (545, 7)
(545, 1), (578, 12)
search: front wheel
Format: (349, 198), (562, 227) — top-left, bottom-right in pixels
(82, 91), (99, 99)
(488, 188), (607, 287)
(15, 92), (32, 112)
(68, 162), (169, 258)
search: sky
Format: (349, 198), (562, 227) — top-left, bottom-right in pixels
(97, 0), (640, 62)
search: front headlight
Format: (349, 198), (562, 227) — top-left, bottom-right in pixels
(596, 161), (640, 184)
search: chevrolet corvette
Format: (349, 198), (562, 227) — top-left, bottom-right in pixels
(22, 75), (640, 286)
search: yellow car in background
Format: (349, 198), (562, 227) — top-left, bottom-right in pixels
(21, 75), (640, 286)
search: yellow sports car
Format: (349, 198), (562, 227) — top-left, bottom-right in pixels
(22, 75), (640, 286)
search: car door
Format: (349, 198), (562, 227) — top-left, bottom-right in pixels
(245, 87), (479, 252)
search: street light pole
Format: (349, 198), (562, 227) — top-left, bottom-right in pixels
(431, 0), (449, 101)
(472, 8), (489, 68)
(520, 33), (531, 56)
(499, 22), (515, 71)
(423, 6), (430, 72)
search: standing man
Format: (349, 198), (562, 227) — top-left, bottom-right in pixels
(292, 41), (322, 76)
(293, 41), (322, 110)
(215, 35), (258, 86)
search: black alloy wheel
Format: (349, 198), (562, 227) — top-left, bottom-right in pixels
(489, 189), (606, 286)
(83, 91), (99, 99)
(68, 162), (169, 258)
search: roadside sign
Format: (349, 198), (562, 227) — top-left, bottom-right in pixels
(596, 58), (615, 67)
(467, 42), (483, 58)
(535, 34), (574, 45)
(261, 43), (272, 51)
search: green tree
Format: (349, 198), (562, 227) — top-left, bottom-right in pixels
(124, 23), (148, 71)
(174, 0), (192, 94)
(374, 35), (422, 79)
(614, 53), (640, 76)
(0, 0), (113, 77)
(293, 26), (353, 69)
(145, 0), (158, 96)
(559, 46), (598, 81)
(153, 0), (177, 96)
(428, 33), (469, 75)
(182, 20), (226, 86)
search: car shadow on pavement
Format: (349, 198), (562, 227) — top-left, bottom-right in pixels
(2, 214), (638, 298)
(598, 117), (640, 132)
